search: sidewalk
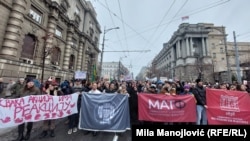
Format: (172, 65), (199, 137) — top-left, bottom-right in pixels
(0, 118), (66, 141)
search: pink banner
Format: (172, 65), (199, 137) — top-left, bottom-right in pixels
(0, 93), (79, 128)
(207, 89), (250, 125)
(138, 93), (196, 122)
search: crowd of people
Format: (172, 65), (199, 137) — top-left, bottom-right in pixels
(0, 76), (249, 141)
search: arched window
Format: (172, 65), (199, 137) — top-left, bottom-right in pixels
(69, 54), (75, 69)
(21, 34), (36, 59)
(51, 47), (61, 65)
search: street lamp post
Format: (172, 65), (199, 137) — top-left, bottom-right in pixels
(99, 26), (119, 79)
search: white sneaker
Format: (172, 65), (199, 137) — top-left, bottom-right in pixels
(68, 129), (72, 135)
(73, 127), (77, 133)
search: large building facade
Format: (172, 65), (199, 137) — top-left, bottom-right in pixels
(152, 23), (250, 83)
(101, 62), (128, 81)
(0, 0), (101, 83)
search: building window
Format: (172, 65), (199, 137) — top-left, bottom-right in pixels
(71, 38), (78, 48)
(89, 21), (93, 28)
(55, 27), (62, 38)
(221, 57), (225, 60)
(220, 47), (224, 53)
(212, 43), (215, 49)
(29, 6), (42, 23)
(213, 53), (216, 58)
(69, 55), (75, 69)
(94, 37), (98, 45)
(21, 34), (36, 59)
(51, 47), (61, 65)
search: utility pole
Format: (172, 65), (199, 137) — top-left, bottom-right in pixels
(100, 27), (105, 79)
(233, 31), (242, 84)
(223, 26), (232, 84)
(99, 26), (119, 79)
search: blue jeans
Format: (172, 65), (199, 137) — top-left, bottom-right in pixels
(196, 105), (207, 125)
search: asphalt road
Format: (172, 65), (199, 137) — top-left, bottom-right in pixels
(30, 121), (132, 141)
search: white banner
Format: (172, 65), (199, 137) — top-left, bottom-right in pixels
(75, 71), (86, 79)
(0, 93), (79, 128)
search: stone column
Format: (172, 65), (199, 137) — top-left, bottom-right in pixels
(76, 39), (84, 70)
(177, 40), (181, 58)
(0, 0), (27, 59)
(63, 24), (74, 70)
(182, 40), (186, 58)
(205, 38), (209, 56)
(175, 45), (178, 59)
(190, 38), (194, 56)
(82, 42), (88, 72)
(186, 37), (190, 56)
(202, 37), (206, 56)
(44, 16), (57, 64)
(171, 46), (175, 61)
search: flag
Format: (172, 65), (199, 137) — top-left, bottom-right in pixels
(181, 16), (189, 21)
(91, 64), (96, 82)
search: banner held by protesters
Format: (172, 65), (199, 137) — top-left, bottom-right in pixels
(207, 89), (250, 125)
(79, 93), (130, 132)
(138, 93), (196, 122)
(0, 93), (79, 128)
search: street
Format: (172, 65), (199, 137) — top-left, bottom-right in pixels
(30, 120), (132, 141)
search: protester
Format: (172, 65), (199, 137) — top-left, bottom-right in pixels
(10, 78), (25, 98)
(13, 78), (41, 141)
(0, 77), (4, 96)
(117, 83), (129, 96)
(181, 84), (192, 95)
(85, 82), (101, 136)
(105, 83), (117, 93)
(236, 84), (248, 92)
(192, 78), (207, 125)
(67, 79), (84, 135)
(5, 79), (15, 98)
(229, 84), (237, 91)
(39, 83), (63, 139)
(127, 81), (139, 125)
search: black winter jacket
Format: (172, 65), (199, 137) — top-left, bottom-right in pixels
(192, 85), (206, 106)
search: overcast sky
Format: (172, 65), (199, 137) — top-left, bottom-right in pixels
(89, 0), (250, 77)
